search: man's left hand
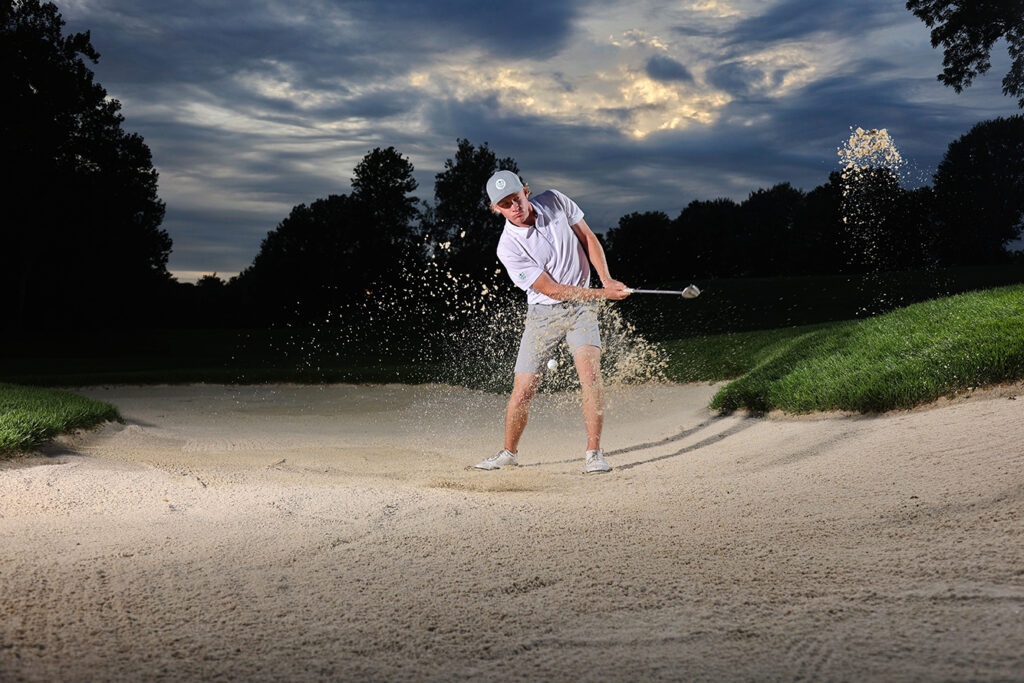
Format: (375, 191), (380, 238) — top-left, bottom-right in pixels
(602, 279), (630, 299)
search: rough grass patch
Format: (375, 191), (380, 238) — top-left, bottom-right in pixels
(0, 384), (120, 455)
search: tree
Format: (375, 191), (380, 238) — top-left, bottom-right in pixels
(907, 0), (1024, 107)
(602, 211), (676, 284)
(1, 0), (170, 332)
(840, 167), (912, 271)
(739, 183), (805, 276)
(790, 173), (847, 274)
(234, 147), (421, 322)
(235, 193), (364, 320)
(675, 198), (744, 279)
(351, 146), (419, 248)
(931, 115), (1024, 264)
(428, 139), (519, 279)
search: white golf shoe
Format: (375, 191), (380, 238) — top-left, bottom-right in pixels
(474, 448), (519, 470)
(584, 449), (611, 474)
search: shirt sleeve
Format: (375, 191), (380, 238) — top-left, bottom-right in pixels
(496, 239), (544, 292)
(552, 189), (584, 225)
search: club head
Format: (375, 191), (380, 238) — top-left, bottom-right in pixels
(682, 284), (700, 299)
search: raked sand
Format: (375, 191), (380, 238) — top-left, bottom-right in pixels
(1, 382), (1023, 681)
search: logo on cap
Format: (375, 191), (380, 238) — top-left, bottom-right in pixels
(495, 178), (506, 190)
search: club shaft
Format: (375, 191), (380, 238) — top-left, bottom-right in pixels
(627, 289), (687, 295)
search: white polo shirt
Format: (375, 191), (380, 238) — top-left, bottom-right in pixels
(496, 189), (589, 306)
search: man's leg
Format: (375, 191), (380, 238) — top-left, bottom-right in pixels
(573, 345), (603, 451)
(505, 372), (541, 453)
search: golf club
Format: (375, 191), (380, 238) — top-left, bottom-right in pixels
(623, 284), (701, 299)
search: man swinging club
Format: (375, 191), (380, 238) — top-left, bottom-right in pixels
(474, 170), (631, 474)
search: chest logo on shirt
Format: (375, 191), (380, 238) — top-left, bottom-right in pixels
(517, 272), (526, 280)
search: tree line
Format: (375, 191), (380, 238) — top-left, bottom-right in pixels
(606, 114), (1024, 285)
(204, 119), (1024, 328)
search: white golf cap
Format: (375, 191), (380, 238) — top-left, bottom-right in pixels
(486, 170), (525, 204)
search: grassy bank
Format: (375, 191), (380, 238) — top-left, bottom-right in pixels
(704, 283), (1024, 413)
(0, 384), (121, 456)
(660, 322), (843, 383)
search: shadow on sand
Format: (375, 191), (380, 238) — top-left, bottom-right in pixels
(522, 415), (759, 471)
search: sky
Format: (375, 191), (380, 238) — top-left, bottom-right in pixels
(59, 0), (1020, 283)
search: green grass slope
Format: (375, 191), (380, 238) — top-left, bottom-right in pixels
(660, 322), (842, 383)
(705, 284), (1024, 413)
(0, 384), (120, 456)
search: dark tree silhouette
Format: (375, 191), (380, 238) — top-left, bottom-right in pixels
(1, 0), (170, 332)
(195, 274), (226, 290)
(234, 148), (421, 322)
(790, 173), (847, 274)
(739, 183), (805, 276)
(675, 198), (744, 279)
(931, 115), (1024, 264)
(602, 211), (676, 284)
(427, 139), (519, 279)
(236, 194), (362, 318)
(892, 186), (938, 269)
(907, 0), (1024, 107)
(840, 167), (913, 271)
(351, 146), (420, 248)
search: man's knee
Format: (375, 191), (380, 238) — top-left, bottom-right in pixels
(573, 345), (602, 385)
(510, 373), (541, 404)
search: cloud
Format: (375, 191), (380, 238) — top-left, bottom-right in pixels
(726, 0), (902, 45)
(342, 0), (582, 58)
(645, 55), (695, 82)
(706, 61), (762, 94)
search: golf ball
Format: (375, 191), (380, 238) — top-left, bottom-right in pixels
(547, 359), (558, 371)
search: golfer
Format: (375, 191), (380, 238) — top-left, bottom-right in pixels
(474, 170), (630, 474)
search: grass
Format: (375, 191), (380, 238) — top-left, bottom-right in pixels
(0, 384), (121, 456)
(660, 322), (843, 383)
(705, 283), (1024, 413)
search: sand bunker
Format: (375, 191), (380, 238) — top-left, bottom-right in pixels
(2, 382), (1023, 680)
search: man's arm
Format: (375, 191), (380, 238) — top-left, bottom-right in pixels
(530, 272), (630, 301)
(569, 218), (629, 295)
(530, 216), (630, 302)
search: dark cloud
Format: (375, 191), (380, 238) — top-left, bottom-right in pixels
(645, 55), (694, 82)
(705, 61), (762, 95)
(342, 0), (582, 59)
(672, 25), (716, 38)
(727, 0), (902, 45)
(73, 0), (587, 83)
(67, 2), (372, 85)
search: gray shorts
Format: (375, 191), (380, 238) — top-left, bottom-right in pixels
(514, 302), (602, 374)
